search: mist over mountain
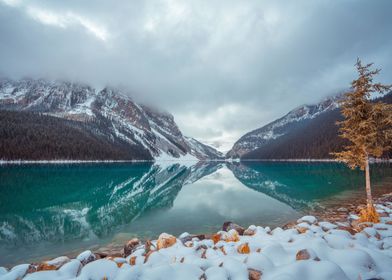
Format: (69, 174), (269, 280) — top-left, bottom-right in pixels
(0, 78), (222, 161)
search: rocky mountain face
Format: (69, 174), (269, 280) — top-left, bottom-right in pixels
(0, 78), (222, 160)
(227, 95), (341, 158)
(228, 92), (392, 160)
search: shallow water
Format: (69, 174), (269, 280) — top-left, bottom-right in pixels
(0, 161), (391, 266)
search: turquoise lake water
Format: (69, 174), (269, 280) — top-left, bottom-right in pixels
(0, 161), (391, 266)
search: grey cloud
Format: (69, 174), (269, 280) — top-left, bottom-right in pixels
(0, 0), (391, 151)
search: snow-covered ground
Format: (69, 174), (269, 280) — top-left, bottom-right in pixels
(2, 203), (392, 280)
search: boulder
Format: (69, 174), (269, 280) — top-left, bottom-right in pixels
(76, 250), (96, 265)
(244, 228), (256, 236)
(237, 243), (250, 254)
(123, 238), (141, 257)
(297, 216), (317, 225)
(244, 226), (257, 236)
(157, 233), (177, 250)
(337, 225), (357, 235)
(129, 256), (137, 265)
(295, 249), (319, 261)
(296, 249), (311, 261)
(37, 256), (70, 271)
(211, 233), (221, 244)
(222, 229), (240, 242)
(222, 221), (245, 235)
(180, 234), (205, 244)
(296, 226), (308, 234)
(248, 268), (262, 280)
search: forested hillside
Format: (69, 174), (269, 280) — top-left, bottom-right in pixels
(242, 92), (392, 160)
(0, 110), (152, 160)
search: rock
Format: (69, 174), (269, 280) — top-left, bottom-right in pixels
(26, 264), (37, 274)
(350, 219), (360, 229)
(337, 207), (348, 212)
(129, 256), (137, 265)
(223, 229), (240, 242)
(180, 234), (206, 244)
(0, 267), (7, 276)
(3, 264), (30, 280)
(37, 256), (70, 271)
(282, 221), (297, 230)
(222, 221), (245, 235)
(112, 257), (127, 268)
(295, 248), (319, 261)
(244, 226), (257, 236)
(363, 227), (381, 240)
(211, 233), (221, 244)
(95, 252), (108, 259)
(144, 240), (154, 255)
(245, 252), (274, 274)
(297, 215), (317, 225)
(379, 212), (389, 217)
(243, 228), (256, 236)
(296, 249), (311, 261)
(237, 243), (250, 254)
(123, 238), (141, 257)
(157, 233), (177, 250)
(76, 250), (96, 265)
(318, 222), (338, 231)
(196, 244), (208, 251)
(248, 268), (262, 280)
(296, 226), (308, 234)
(337, 226), (357, 235)
(353, 222), (374, 232)
(78, 259), (118, 280)
(144, 250), (156, 263)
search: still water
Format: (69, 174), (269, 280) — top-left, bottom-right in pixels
(0, 161), (391, 265)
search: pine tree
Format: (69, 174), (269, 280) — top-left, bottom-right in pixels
(334, 58), (392, 222)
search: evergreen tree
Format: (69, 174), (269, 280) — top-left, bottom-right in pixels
(334, 58), (392, 222)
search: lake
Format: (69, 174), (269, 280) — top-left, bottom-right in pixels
(0, 161), (391, 266)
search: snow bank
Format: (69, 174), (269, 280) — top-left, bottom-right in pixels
(2, 203), (392, 280)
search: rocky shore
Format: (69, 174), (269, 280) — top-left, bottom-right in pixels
(2, 194), (392, 280)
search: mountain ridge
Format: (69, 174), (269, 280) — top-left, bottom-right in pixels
(228, 92), (391, 160)
(0, 78), (223, 161)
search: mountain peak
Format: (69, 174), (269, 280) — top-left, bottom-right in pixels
(226, 94), (342, 158)
(0, 77), (222, 161)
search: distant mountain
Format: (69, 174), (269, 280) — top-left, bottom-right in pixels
(0, 78), (223, 161)
(228, 92), (392, 160)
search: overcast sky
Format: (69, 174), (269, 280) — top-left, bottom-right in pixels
(1, 0), (391, 151)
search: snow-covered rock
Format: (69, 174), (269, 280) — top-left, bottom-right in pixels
(297, 215), (317, 225)
(5, 202), (392, 280)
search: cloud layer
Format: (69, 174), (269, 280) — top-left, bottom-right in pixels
(1, 0), (392, 151)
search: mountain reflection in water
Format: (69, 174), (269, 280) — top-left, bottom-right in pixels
(0, 161), (391, 265)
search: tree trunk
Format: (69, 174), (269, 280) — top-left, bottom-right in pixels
(365, 156), (373, 206)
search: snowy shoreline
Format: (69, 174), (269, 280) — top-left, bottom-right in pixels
(0, 159), (153, 165)
(2, 195), (392, 279)
(1, 158), (390, 165)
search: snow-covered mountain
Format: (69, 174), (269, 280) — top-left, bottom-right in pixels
(227, 95), (341, 158)
(0, 78), (223, 160)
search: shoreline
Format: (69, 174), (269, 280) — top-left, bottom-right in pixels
(3, 193), (392, 279)
(1, 158), (390, 165)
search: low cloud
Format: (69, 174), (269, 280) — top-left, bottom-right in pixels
(1, 0), (391, 151)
